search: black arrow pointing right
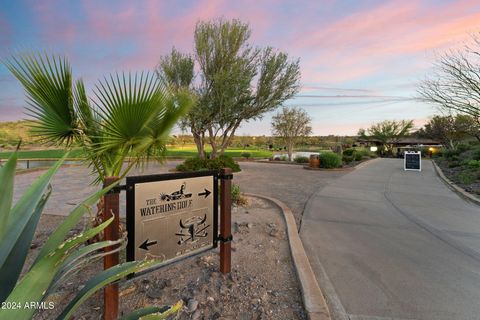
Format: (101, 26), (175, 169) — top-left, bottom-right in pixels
(198, 188), (211, 198)
(139, 239), (157, 251)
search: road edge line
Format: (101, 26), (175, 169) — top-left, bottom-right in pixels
(431, 160), (480, 206)
(244, 193), (331, 320)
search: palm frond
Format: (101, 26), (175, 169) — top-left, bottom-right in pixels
(74, 79), (101, 142)
(3, 52), (78, 146)
(87, 72), (193, 177)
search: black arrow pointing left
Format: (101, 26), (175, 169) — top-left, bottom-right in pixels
(198, 188), (211, 198)
(139, 239), (157, 251)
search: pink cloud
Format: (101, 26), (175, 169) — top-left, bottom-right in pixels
(32, 1), (77, 44)
(0, 13), (11, 47)
(293, 0), (480, 85)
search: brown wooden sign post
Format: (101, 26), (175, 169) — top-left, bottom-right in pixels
(103, 177), (120, 320)
(219, 168), (232, 274)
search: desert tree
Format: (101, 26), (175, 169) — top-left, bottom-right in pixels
(358, 120), (414, 154)
(416, 114), (479, 148)
(158, 18), (301, 158)
(271, 106), (312, 161)
(419, 33), (480, 127)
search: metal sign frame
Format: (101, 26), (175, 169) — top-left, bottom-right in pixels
(126, 170), (218, 270)
(404, 151), (421, 171)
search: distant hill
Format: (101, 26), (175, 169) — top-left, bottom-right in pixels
(0, 120), (37, 149)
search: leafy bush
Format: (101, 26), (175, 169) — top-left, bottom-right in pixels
(468, 160), (480, 169)
(294, 156), (309, 163)
(356, 148), (371, 157)
(320, 152), (342, 168)
(443, 149), (461, 159)
(176, 155), (241, 172)
(0, 153), (180, 319)
(354, 152), (363, 161)
(456, 171), (476, 184)
(342, 155), (354, 164)
(280, 155), (288, 161)
(433, 149), (443, 158)
(448, 161), (461, 168)
(342, 148), (356, 156)
(241, 152), (251, 159)
(457, 144), (471, 153)
(473, 148), (480, 160)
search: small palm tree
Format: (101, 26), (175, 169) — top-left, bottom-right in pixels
(5, 52), (194, 183)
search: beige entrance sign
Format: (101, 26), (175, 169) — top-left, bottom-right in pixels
(126, 172), (217, 265)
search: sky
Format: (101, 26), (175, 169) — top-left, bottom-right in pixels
(1, 0), (480, 135)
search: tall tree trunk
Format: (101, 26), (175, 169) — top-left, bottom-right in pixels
(208, 127), (218, 159)
(218, 121), (241, 155)
(193, 131), (206, 159)
(287, 141), (293, 162)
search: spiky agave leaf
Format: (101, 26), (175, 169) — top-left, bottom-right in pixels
(0, 154), (66, 303)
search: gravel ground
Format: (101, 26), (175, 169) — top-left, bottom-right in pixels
(28, 196), (306, 320)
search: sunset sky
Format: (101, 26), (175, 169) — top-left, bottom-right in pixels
(1, 0), (479, 135)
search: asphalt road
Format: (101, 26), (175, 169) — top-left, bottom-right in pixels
(300, 158), (480, 320)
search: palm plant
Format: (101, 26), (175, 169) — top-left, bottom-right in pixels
(4, 52), (194, 183)
(0, 153), (182, 319)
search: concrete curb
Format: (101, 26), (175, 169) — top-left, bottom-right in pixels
(244, 193), (331, 320)
(431, 160), (480, 206)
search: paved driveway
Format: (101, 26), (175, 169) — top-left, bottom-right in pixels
(301, 158), (480, 320)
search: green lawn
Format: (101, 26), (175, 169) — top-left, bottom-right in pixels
(0, 146), (272, 159)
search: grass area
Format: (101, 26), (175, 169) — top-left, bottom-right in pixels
(0, 120), (37, 148)
(0, 145), (272, 159)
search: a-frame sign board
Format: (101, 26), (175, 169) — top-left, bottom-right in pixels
(404, 151), (421, 171)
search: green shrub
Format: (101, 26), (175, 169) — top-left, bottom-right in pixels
(354, 152), (363, 161)
(444, 149), (461, 159)
(320, 152), (342, 168)
(342, 148), (355, 156)
(241, 152), (251, 159)
(433, 149), (443, 158)
(468, 160), (480, 169)
(473, 148), (480, 160)
(448, 161), (461, 168)
(280, 155), (288, 161)
(457, 144), (471, 153)
(176, 155), (241, 172)
(342, 155), (353, 163)
(231, 184), (241, 203)
(456, 171), (476, 184)
(356, 148), (371, 157)
(294, 156), (309, 163)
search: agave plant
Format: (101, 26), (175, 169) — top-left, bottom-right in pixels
(0, 153), (182, 319)
(4, 52), (194, 183)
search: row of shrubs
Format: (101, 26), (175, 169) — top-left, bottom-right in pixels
(342, 148), (376, 164)
(176, 154), (241, 172)
(292, 153), (343, 168)
(176, 147), (376, 173)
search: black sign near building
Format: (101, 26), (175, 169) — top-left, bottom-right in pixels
(404, 151), (421, 171)
(126, 171), (218, 270)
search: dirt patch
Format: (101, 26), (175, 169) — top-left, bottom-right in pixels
(30, 196), (306, 320)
